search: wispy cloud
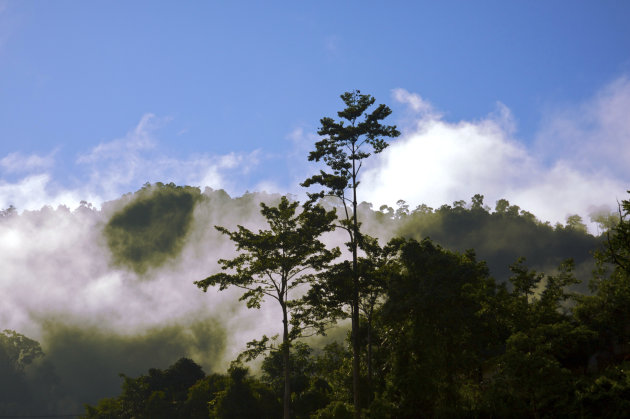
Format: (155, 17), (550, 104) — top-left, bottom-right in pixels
(77, 113), (158, 164)
(0, 114), (263, 211)
(360, 79), (630, 229)
(1, 151), (55, 173)
(535, 75), (630, 179)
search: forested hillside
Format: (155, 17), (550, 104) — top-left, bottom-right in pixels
(381, 194), (602, 289)
(1, 182), (627, 417)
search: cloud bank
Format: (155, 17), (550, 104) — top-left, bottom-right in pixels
(0, 188), (314, 399)
(360, 78), (630, 228)
(0, 187), (301, 408)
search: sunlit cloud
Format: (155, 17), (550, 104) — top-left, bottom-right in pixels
(391, 88), (437, 117)
(0, 173), (84, 210)
(360, 80), (630, 229)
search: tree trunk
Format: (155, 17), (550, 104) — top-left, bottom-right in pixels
(282, 304), (291, 419)
(352, 156), (361, 419)
(367, 315), (372, 401)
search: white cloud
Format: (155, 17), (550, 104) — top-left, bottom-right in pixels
(392, 88), (436, 116)
(0, 174), (85, 210)
(1, 151), (55, 173)
(195, 151), (260, 191)
(360, 84), (629, 230)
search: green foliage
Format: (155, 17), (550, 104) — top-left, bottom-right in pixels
(83, 397), (123, 419)
(0, 330), (46, 416)
(211, 365), (280, 419)
(260, 342), (333, 418)
(312, 342), (353, 404)
(476, 260), (598, 417)
(577, 361), (630, 417)
(304, 236), (397, 325)
(195, 196), (339, 339)
(0, 329), (44, 371)
(601, 192), (630, 275)
(83, 357), (205, 419)
(302, 90), (399, 205)
(104, 182), (203, 274)
(574, 193), (630, 366)
(312, 401), (354, 419)
(566, 214), (588, 233)
(590, 210), (620, 233)
(196, 196), (338, 418)
(182, 373), (229, 418)
(378, 238), (499, 416)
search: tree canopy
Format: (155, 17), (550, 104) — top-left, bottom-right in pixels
(195, 196), (338, 418)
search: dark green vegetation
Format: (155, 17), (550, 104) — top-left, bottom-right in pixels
(388, 194), (601, 290)
(82, 190), (630, 418)
(0, 322), (225, 417)
(195, 197), (339, 419)
(104, 182), (203, 274)
(0, 329), (49, 415)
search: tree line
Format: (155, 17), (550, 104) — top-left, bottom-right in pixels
(80, 187), (630, 417)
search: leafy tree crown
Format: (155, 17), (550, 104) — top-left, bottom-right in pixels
(301, 90), (400, 202)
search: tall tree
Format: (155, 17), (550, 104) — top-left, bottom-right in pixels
(574, 192), (630, 363)
(603, 192), (630, 274)
(303, 235), (397, 399)
(195, 197), (338, 419)
(302, 91), (399, 415)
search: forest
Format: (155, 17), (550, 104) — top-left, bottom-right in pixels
(1, 92), (629, 418)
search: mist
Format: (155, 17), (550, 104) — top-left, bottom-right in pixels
(0, 182), (607, 413)
(0, 185), (324, 410)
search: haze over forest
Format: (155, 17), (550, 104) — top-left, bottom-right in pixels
(0, 181), (617, 413)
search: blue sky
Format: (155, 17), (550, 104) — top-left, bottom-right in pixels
(1, 1), (629, 225)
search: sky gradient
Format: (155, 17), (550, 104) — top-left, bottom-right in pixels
(1, 1), (629, 226)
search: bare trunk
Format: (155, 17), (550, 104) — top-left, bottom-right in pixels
(352, 154), (361, 419)
(367, 315), (372, 400)
(283, 304), (291, 419)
